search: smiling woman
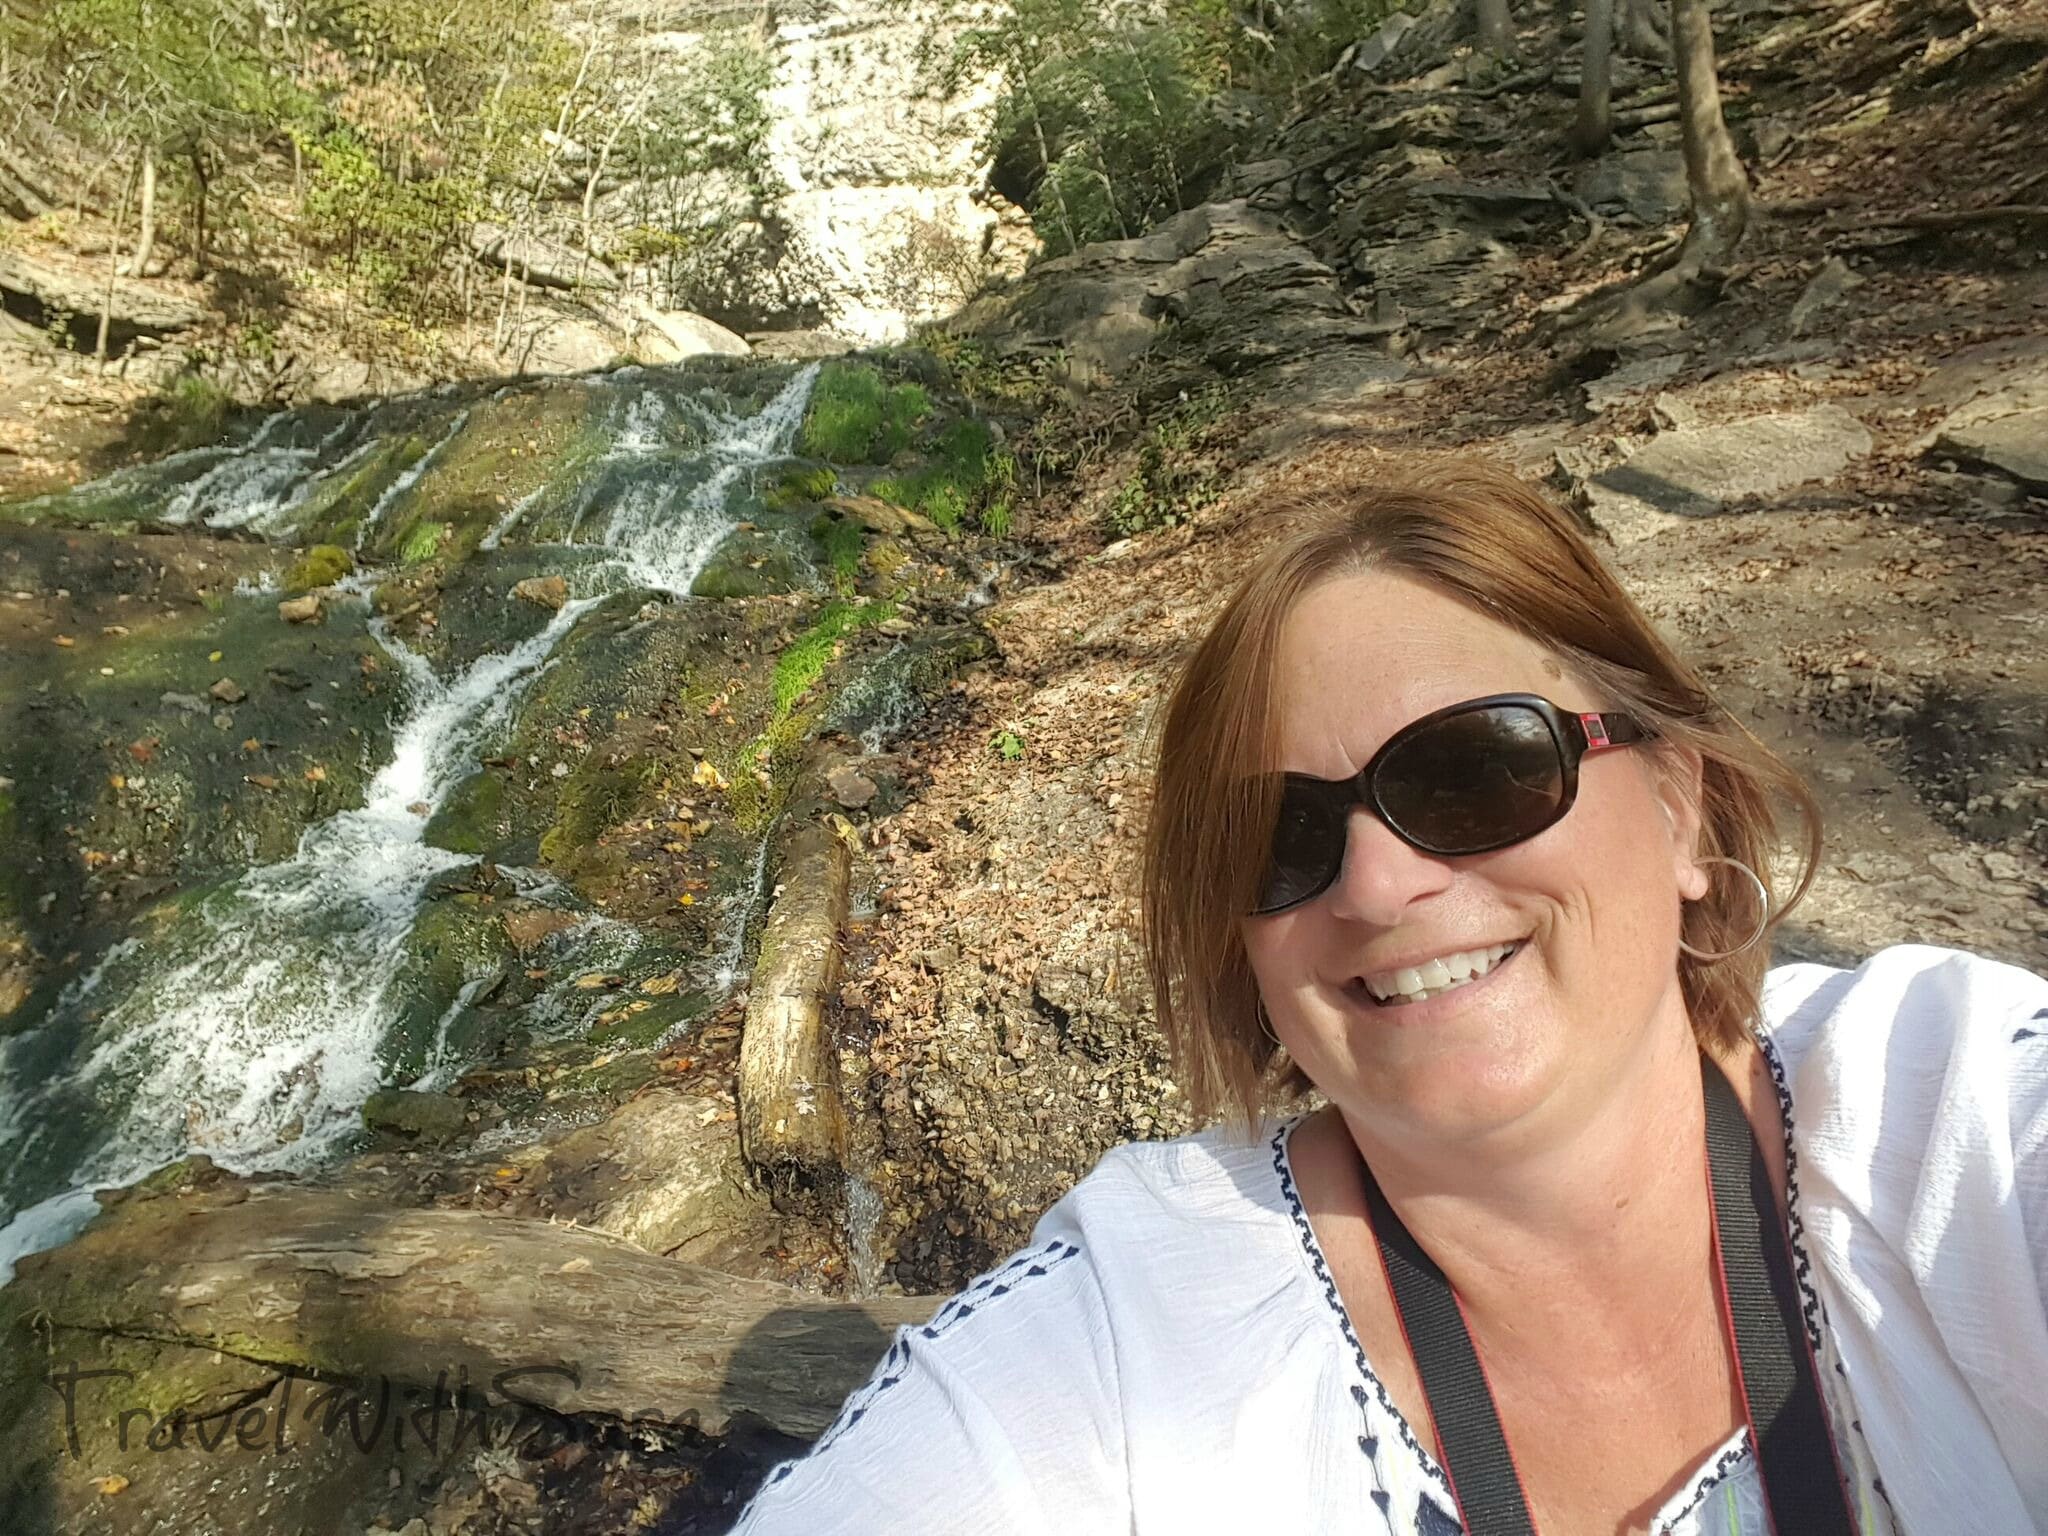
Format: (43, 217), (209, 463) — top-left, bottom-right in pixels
(731, 463), (2048, 1536)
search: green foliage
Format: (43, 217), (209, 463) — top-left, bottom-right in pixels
(398, 520), (446, 565)
(801, 364), (932, 464)
(815, 516), (866, 593)
(870, 418), (1015, 537)
(126, 374), (241, 457)
(772, 599), (899, 718)
(770, 465), (838, 508)
(991, 728), (1026, 761)
(928, 0), (1406, 255)
(295, 127), (479, 308)
(1105, 384), (1231, 537)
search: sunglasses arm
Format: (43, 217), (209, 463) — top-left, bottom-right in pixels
(1576, 711), (1651, 753)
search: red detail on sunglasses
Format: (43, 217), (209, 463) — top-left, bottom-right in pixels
(1580, 713), (1612, 750)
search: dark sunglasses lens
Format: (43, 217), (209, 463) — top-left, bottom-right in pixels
(1374, 704), (1567, 853)
(1259, 781), (1344, 913)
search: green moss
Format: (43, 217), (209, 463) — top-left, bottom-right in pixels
(425, 770), (508, 855)
(399, 519), (447, 565)
(801, 363), (931, 464)
(814, 515), (865, 592)
(296, 433), (432, 546)
(868, 417), (1006, 533)
(284, 543), (354, 592)
(691, 540), (803, 600)
(538, 750), (658, 868)
(773, 599), (898, 717)
(768, 464), (838, 508)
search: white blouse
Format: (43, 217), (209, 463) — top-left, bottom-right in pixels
(732, 946), (2048, 1534)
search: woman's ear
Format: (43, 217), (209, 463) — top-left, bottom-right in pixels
(1650, 744), (1711, 902)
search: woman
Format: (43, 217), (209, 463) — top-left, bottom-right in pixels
(733, 465), (2048, 1535)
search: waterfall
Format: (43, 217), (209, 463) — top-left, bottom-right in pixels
(0, 362), (821, 1281)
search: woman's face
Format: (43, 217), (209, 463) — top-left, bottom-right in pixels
(1240, 571), (1709, 1149)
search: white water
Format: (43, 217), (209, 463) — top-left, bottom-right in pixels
(0, 364), (820, 1278)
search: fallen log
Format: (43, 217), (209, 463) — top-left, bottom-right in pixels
(0, 248), (206, 343)
(738, 817), (854, 1205)
(5, 1173), (930, 1440)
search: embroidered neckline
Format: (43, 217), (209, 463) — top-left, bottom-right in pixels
(1271, 1117), (1457, 1510)
(1267, 1040), (1862, 1535)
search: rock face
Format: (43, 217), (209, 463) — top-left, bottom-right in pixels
(967, 200), (1406, 396)
(1931, 347), (2048, 491)
(569, 0), (1022, 342)
(1577, 405), (1876, 541)
(0, 248), (207, 348)
(468, 221), (620, 293)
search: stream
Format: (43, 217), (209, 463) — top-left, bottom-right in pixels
(0, 361), (825, 1280)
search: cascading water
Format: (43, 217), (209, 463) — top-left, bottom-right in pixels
(0, 361), (821, 1280)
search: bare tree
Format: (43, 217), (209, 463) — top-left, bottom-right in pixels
(1574, 0), (1615, 157)
(1670, 0), (1747, 269)
(121, 143), (157, 275)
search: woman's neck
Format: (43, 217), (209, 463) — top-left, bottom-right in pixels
(1337, 1016), (1730, 1344)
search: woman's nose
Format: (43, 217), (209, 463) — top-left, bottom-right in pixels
(1319, 805), (1456, 925)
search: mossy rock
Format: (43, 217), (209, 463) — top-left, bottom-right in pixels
(692, 528), (807, 600)
(296, 433), (435, 547)
(766, 464), (838, 509)
(425, 769), (512, 857)
(538, 747), (659, 871)
(284, 543), (354, 592)
(361, 1086), (469, 1140)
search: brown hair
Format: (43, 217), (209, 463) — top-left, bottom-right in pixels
(1140, 462), (1822, 1128)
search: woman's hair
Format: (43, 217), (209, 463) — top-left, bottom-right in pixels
(1141, 460), (1822, 1127)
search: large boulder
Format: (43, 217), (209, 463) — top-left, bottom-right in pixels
(619, 300), (752, 361)
(468, 221), (620, 293)
(965, 200), (1400, 394)
(1928, 345), (2048, 492)
(0, 248), (207, 347)
(1576, 405), (1875, 542)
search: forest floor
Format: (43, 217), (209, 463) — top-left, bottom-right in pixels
(831, 0), (2048, 1295)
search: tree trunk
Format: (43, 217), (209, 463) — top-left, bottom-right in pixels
(95, 161), (138, 367)
(739, 817), (852, 1208)
(190, 145), (210, 277)
(5, 1177), (931, 1441)
(122, 144), (156, 278)
(1574, 0), (1616, 157)
(1621, 0), (1672, 60)
(1475, 0), (1516, 57)
(1671, 0), (1747, 265)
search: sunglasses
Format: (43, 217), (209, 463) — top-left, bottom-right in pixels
(1253, 692), (1652, 915)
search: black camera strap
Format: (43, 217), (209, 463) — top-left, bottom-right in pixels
(1356, 1056), (1859, 1536)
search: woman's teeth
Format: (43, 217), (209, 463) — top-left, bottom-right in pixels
(1362, 944), (1518, 1006)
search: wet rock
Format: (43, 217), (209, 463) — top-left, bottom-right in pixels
(827, 763), (879, 809)
(1578, 405), (1875, 542)
(361, 1087), (469, 1141)
(277, 594), (323, 625)
(512, 574), (569, 610)
(159, 690), (208, 715)
(502, 906), (578, 954)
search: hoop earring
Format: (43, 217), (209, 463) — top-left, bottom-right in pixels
(1678, 856), (1771, 963)
(1257, 1000), (1284, 1051)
